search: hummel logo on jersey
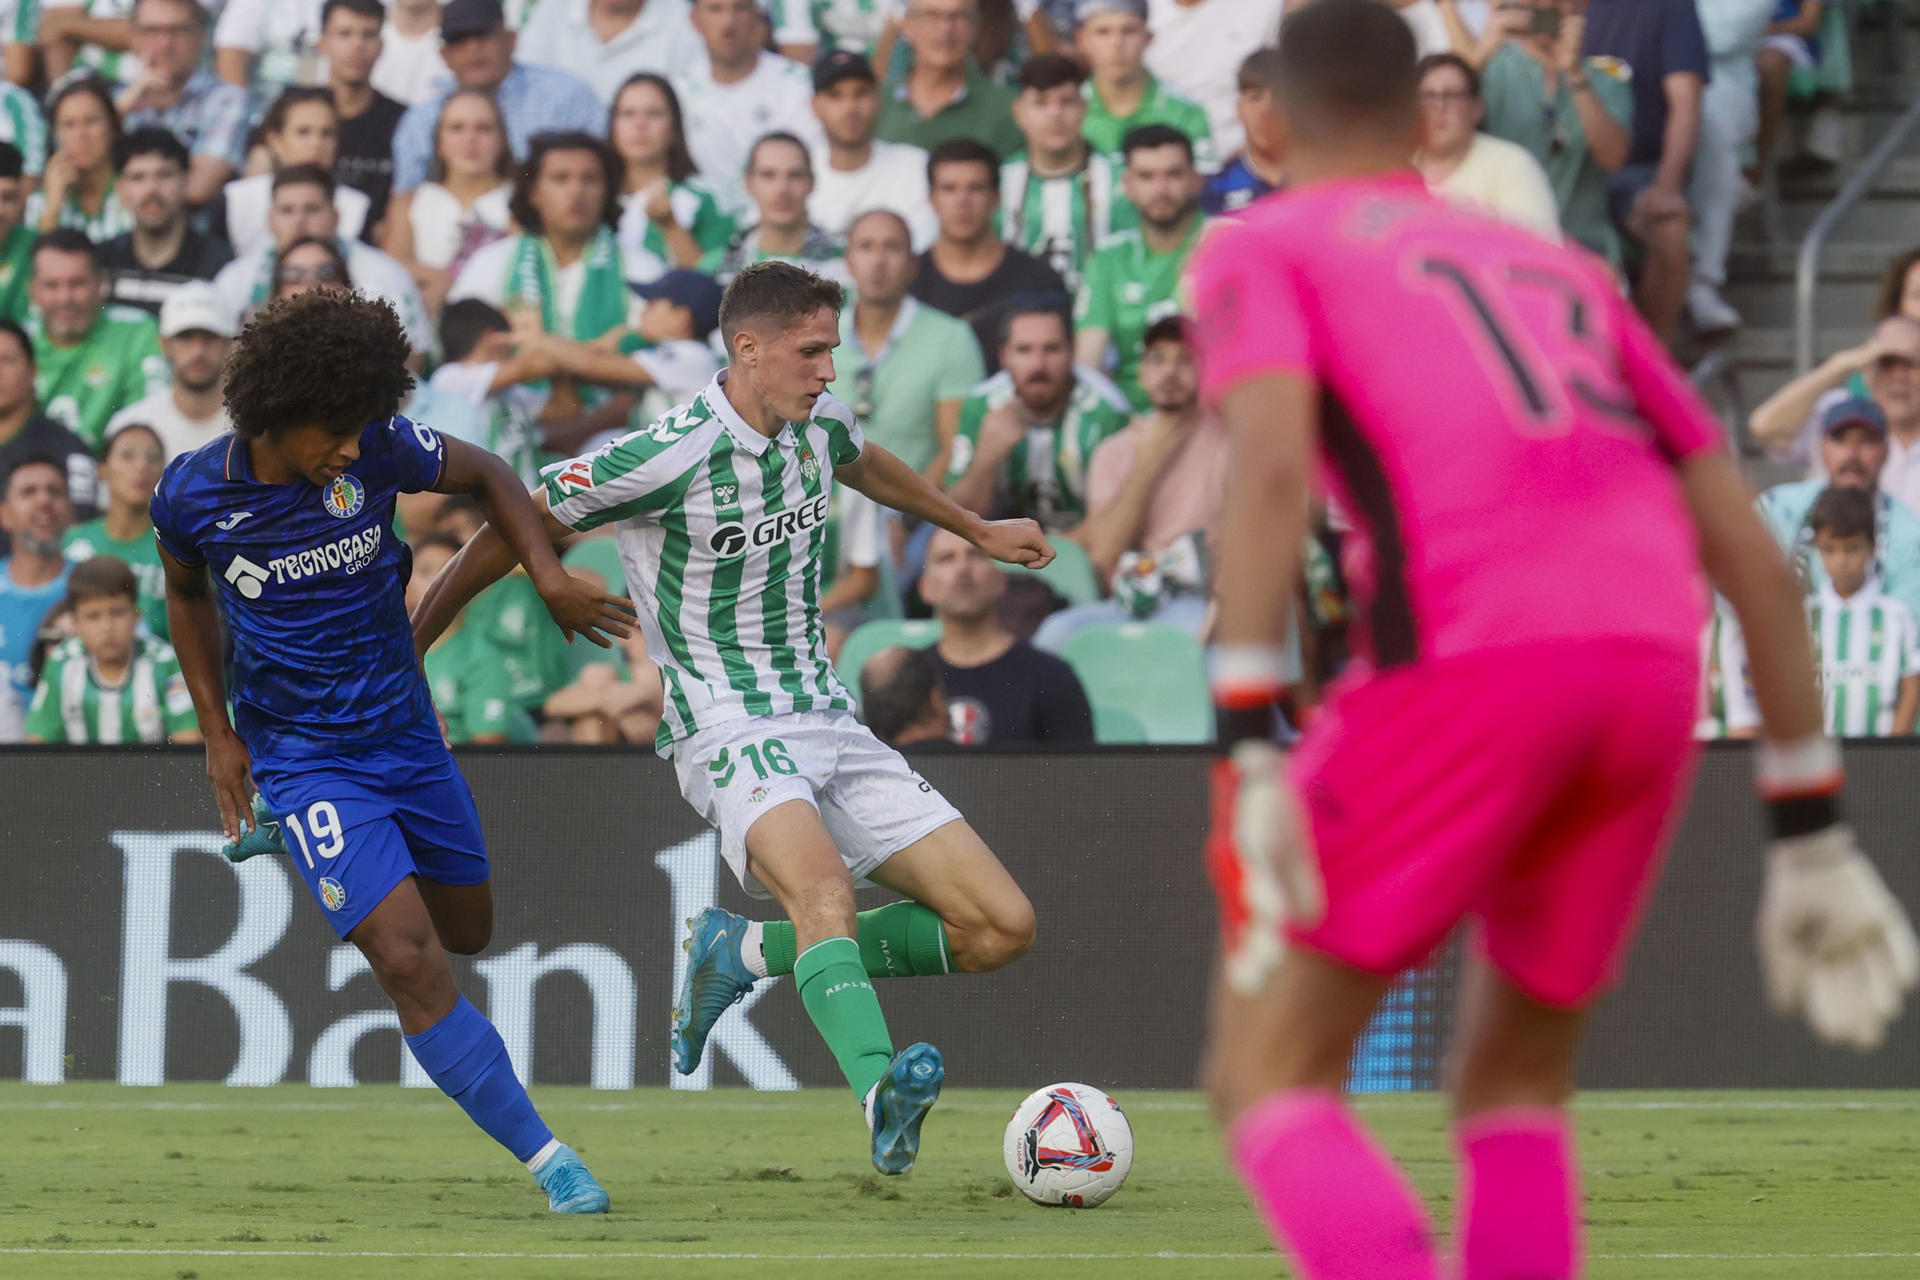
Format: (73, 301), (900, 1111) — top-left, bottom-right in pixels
(554, 459), (595, 494)
(707, 493), (833, 559)
(216, 511), (255, 531)
(714, 483), (737, 505)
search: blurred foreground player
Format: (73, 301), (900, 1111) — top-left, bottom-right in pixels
(1188, 5), (1920, 1278)
(152, 290), (632, 1214)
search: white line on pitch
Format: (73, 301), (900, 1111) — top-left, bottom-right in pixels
(3, 1249), (1919, 1262)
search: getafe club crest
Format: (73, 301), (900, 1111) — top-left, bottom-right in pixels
(318, 877), (347, 911)
(322, 473), (365, 519)
(799, 444), (818, 483)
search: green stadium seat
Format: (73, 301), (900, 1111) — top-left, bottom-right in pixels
(1005, 537), (1102, 605)
(1062, 622), (1211, 744)
(835, 618), (943, 697)
(1091, 703), (1147, 744)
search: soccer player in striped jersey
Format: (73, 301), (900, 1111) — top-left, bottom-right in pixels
(415, 260), (1054, 1176)
(1806, 486), (1920, 737)
(25, 554), (197, 743)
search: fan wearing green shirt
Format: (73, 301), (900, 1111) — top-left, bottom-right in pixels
(1003, 52), (1134, 291)
(27, 227), (166, 451)
(877, 0), (1022, 160)
(26, 553), (199, 744)
(0, 143), (34, 322)
(1073, 123), (1206, 411)
(407, 532), (539, 744)
(62, 420), (166, 637)
(1074, 0), (1216, 173)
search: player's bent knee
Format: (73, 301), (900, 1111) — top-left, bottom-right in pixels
(438, 926), (490, 957)
(946, 892), (1036, 973)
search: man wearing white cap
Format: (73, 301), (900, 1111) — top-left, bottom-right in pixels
(104, 281), (234, 461)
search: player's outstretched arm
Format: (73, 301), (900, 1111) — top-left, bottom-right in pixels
(836, 441), (1055, 569)
(160, 543), (255, 841)
(429, 437), (636, 649)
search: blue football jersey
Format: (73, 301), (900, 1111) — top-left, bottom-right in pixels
(150, 416), (446, 759)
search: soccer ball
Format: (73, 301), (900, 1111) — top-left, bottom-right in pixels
(1002, 1083), (1134, 1208)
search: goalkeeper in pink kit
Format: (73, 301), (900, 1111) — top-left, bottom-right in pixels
(1189, 5), (1920, 1279)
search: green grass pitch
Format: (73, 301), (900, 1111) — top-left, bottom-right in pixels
(2, 1084), (1916, 1279)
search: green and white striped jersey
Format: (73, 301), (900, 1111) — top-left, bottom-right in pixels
(25, 634), (195, 743)
(1000, 150), (1134, 290)
(1809, 583), (1920, 738)
(944, 366), (1132, 532)
(541, 373), (865, 753)
(1696, 599), (1756, 741)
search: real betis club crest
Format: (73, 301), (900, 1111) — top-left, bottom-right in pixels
(799, 444), (818, 483)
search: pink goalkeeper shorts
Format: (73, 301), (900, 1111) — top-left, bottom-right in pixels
(1286, 640), (1701, 1008)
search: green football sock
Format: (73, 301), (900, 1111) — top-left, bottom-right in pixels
(761, 903), (951, 979)
(794, 936), (894, 1101)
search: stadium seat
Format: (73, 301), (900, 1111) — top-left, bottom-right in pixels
(1005, 537), (1102, 605)
(1091, 703), (1147, 744)
(1062, 622), (1211, 744)
(835, 618), (943, 695)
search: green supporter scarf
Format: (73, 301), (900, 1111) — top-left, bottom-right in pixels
(0, 223), (33, 321)
(504, 228), (629, 341)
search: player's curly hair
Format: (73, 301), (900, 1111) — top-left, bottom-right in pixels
(223, 290), (416, 440)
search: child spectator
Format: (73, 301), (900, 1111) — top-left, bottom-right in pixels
(1753, 0), (1822, 185)
(25, 553), (197, 743)
(1002, 51), (1132, 290)
(1806, 484), (1920, 737)
(405, 531), (539, 743)
(62, 420), (166, 637)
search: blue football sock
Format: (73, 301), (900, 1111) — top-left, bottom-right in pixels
(404, 996), (554, 1164)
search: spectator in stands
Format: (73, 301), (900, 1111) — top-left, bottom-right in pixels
(518, 0), (705, 106)
(423, 297), (551, 482)
(270, 235), (353, 301)
(1471, 0), (1633, 267)
(116, 0), (249, 208)
(213, 166), (434, 359)
(373, 0), (452, 108)
(381, 89), (515, 315)
(1759, 395), (1920, 628)
(771, 0), (886, 64)
(1688, 0), (1773, 338)
(1582, 0), (1708, 347)
(808, 49), (935, 250)
(1752, 316), (1920, 503)
(858, 643), (954, 749)
(26, 552), (197, 742)
(101, 128), (232, 316)
(1754, 0), (1823, 187)
(28, 229), (166, 451)
(406, 531), (539, 743)
(609, 73), (735, 274)
(1802, 483), (1920, 737)
(60, 421), (166, 637)
(714, 132), (846, 284)
(32, 79), (130, 243)
(1141, 0), (1284, 161)
(35, 0), (136, 87)
(674, 0), (822, 215)
(322, 0), (408, 234)
(103, 281), (231, 459)
(0, 320), (98, 544)
(1879, 248), (1920, 327)
(1413, 53), (1560, 240)
(222, 88), (371, 259)
(213, 0), (324, 117)
(389, 0), (605, 197)
(0, 144), (36, 321)
(829, 208), (983, 487)
(912, 137), (1066, 374)
(1202, 46), (1282, 217)
(0, 458), (75, 739)
(878, 0), (1021, 160)
(1073, 123), (1201, 410)
(920, 526), (1093, 745)
(541, 624), (665, 744)
(1002, 52), (1129, 291)
(0, 76), (45, 180)
(1037, 313), (1218, 647)
(1077, 0), (1214, 171)
(946, 300), (1130, 533)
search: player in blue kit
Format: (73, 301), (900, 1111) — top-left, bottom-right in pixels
(151, 290), (635, 1214)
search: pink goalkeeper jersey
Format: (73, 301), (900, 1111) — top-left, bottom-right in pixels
(1187, 172), (1723, 677)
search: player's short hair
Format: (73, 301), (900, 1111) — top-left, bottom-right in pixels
(1810, 485), (1877, 543)
(67, 554), (138, 608)
(0, 141), (24, 181)
(223, 290), (416, 440)
(1017, 52), (1085, 95)
(272, 162), (337, 200)
(510, 130), (622, 236)
(746, 130), (812, 177)
(1142, 314), (1187, 351)
(33, 227), (101, 272)
(1121, 123), (1194, 167)
(998, 296), (1071, 350)
(115, 125), (191, 174)
(718, 260), (844, 352)
(262, 86), (336, 140)
(440, 298), (511, 365)
(926, 137), (1001, 190)
(0, 317), (34, 363)
(321, 0), (384, 27)
(1237, 45), (1284, 95)
(859, 645), (944, 744)
(1417, 52), (1481, 99)
(1265, 0), (1418, 147)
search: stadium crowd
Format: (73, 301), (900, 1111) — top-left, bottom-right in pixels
(0, 0), (1903, 748)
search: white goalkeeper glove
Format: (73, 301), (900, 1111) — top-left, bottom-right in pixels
(1757, 824), (1920, 1051)
(1209, 740), (1325, 995)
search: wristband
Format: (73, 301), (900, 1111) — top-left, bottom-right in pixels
(1212, 644), (1287, 751)
(1757, 734), (1845, 839)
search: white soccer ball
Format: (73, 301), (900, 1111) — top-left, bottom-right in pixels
(1002, 1082), (1134, 1208)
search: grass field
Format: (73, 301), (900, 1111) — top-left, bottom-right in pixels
(2, 1085), (1916, 1279)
